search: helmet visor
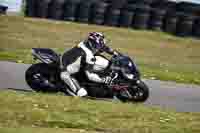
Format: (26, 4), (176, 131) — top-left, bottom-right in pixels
(97, 38), (106, 49)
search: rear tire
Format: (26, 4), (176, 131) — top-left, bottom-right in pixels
(25, 63), (59, 92)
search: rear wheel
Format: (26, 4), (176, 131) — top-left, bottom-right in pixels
(25, 63), (59, 92)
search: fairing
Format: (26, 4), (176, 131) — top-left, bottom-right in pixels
(112, 55), (140, 80)
(32, 48), (60, 64)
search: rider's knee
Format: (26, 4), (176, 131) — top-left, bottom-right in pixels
(60, 71), (70, 80)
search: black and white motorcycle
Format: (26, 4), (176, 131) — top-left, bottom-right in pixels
(25, 48), (149, 102)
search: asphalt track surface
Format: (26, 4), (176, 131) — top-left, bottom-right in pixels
(1, 61), (200, 112)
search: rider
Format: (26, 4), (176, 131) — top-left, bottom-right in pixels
(60, 32), (118, 97)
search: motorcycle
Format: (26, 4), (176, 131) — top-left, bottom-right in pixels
(25, 48), (149, 102)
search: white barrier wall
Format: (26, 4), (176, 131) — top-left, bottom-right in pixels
(0, 0), (22, 12)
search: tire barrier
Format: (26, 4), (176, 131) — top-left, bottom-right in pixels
(90, 2), (108, 25)
(176, 13), (195, 37)
(149, 8), (166, 31)
(119, 9), (134, 27)
(132, 4), (151, 29)
(25, 0), (200, 39)
(163, 10), (177, 34)
(105, 7), (121, 26)
(63, 0), (81, 21)
(76, 1), (92, 23)
(48, 0), (65, 20)
(36, 0), (51, 18)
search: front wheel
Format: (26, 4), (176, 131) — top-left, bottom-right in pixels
(129, 80), (149, 102)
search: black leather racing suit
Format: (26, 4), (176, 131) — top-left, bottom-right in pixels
(60, 42), (115, 96)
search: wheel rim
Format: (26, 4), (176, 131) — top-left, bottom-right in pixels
(27, 70), (51, 89)
(128, 85), (148, 102)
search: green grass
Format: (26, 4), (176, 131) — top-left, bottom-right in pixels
(1, 15), (200, 85)
(0, 127), (98, 133)
(0, 90), (200, 133)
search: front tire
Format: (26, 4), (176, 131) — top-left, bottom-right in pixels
(129, 80), (149, 102)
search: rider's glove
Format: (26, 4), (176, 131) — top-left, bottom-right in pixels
(113, 51), (119, 56)
(103, 76), (112, 85)
(112, 51), (119, 58)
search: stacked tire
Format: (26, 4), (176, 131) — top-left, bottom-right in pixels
(119, 6), (134, 27)
(104, 0), (127, 26)
(63, 0), (81, 21)
(132, 3), (151, 29)
(36, 0), (51, 18)
(25, 0), (37, 17)
(150, 0), (177, 32)
(90, 1), (108, 25)
(76, 1), (92, 23)
(105, 8), (121, 26)
(48, 0), (65, 20)
(149, 8), (166, 31)
(176, 12), (195, 37)
(193, 17), (200, 38)
(163, 10), (177, 34)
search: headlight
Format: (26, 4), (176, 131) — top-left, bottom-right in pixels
(125, 73), (134, 79)
(121, 68), (135, 80)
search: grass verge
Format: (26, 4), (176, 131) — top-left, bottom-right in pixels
(0, 15), (200, 85)
(0, 90), (200, 133)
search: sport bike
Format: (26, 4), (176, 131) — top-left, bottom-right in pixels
(25, 48), (149, 102)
